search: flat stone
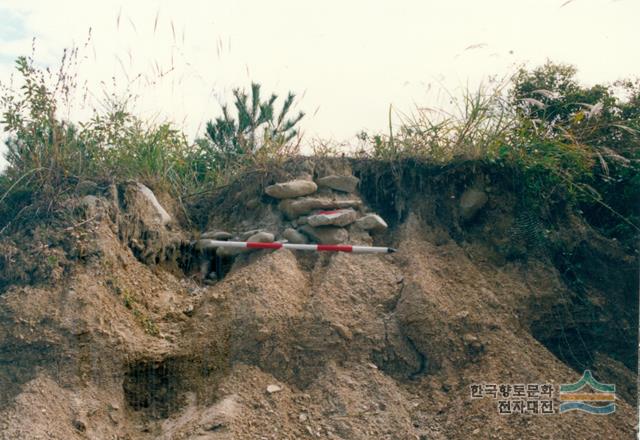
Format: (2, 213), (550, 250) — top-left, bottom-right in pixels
(216, 232), (274, 257)
(307, 209), (358, 227)
(355, 214), (388, 232)
(282, 228), (308, 244)
(265, 180), (317, 199)
(240, 229), (263, 240)
(317, 175), (359, 193)
(459, 188), (488, 220)
(201, 230), (233, 240)
(266, 384), (282, 394)
(279, 197), (362, 220)
(246, 231), (275, 243)
(300, 225), (348, 244)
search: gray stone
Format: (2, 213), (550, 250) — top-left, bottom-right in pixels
(265, 180), (317, 199)
(246, 231), (275, 243)
(246, 198), (260, 209)
(136, 182), (172, 226)
(300, 225), (348, 244)
(355, 214), (388, 232)
(201, 230), (233, 240)
(282, 228), (308, 244)
(216, 231), (274, 257)
(240, 229), (264, 241)
(317, 175), (359, 193)
(459, 188), (488, 220)
(307, 209), (358, 227)
(279, 197), (362, 219)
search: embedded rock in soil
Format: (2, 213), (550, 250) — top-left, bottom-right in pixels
(135, 183), (172, 226)
(265, 180), (318, 199)
(316, 175), (360, 193)
(279, 197), (362, 219)
(355, 213), (388, 232)
(240, 229), (263, 240)
(118, 182), (183, 265)
(282, 228), (308, 244)
(299, 225), (349, 244)
(307, 209), (358, 227)
(217, 231), (274, 257)
(201, 230), (233, 240)
(459, 188), (488, 221)
(246, 231), (275, 243)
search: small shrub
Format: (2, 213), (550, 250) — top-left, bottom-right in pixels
(195, 82), (304, 176)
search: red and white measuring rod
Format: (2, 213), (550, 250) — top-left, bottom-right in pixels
(201, 240), (396, 254)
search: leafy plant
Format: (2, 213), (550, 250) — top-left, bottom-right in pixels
(0, 53), (202, 232)
(509, 62), (640, 238)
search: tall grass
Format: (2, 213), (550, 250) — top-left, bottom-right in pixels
(358, 70), (639, 238)
(360, 80), (516, 162)
(0, 47), (306, 233)
(1, 47), (638, 241)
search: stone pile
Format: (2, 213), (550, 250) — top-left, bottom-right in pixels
(263, 174), (387, 245)
(193, 173), (390, 279)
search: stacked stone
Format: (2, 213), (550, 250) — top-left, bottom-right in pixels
(196, 174), (389, 248)
(192, 173), (390, 280)
(264, 174), (388, 245)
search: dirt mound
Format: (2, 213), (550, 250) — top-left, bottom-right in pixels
(0, 158), (637, 439)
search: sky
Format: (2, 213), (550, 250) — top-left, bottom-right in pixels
(0, 0), (639, 169)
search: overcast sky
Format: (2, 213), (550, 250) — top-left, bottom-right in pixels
(0, 0), (639, 168)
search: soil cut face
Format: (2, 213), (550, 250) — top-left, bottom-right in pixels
(0, 158), (637, 439)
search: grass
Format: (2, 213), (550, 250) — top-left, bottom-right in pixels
(0, 48), (638, 244)
(356, 71), (639, 241)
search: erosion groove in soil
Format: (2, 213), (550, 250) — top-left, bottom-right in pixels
(0, 158), (637, 439)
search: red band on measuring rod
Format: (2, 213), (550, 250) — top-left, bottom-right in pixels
(246, 242), (283, 249)
(317, 210), (340, 215)
(317, 244), (353, 252)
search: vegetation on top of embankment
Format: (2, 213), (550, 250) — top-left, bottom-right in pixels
(1, 52), (638, 247)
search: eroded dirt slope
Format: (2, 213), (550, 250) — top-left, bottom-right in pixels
(0, 159), (637, 439)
